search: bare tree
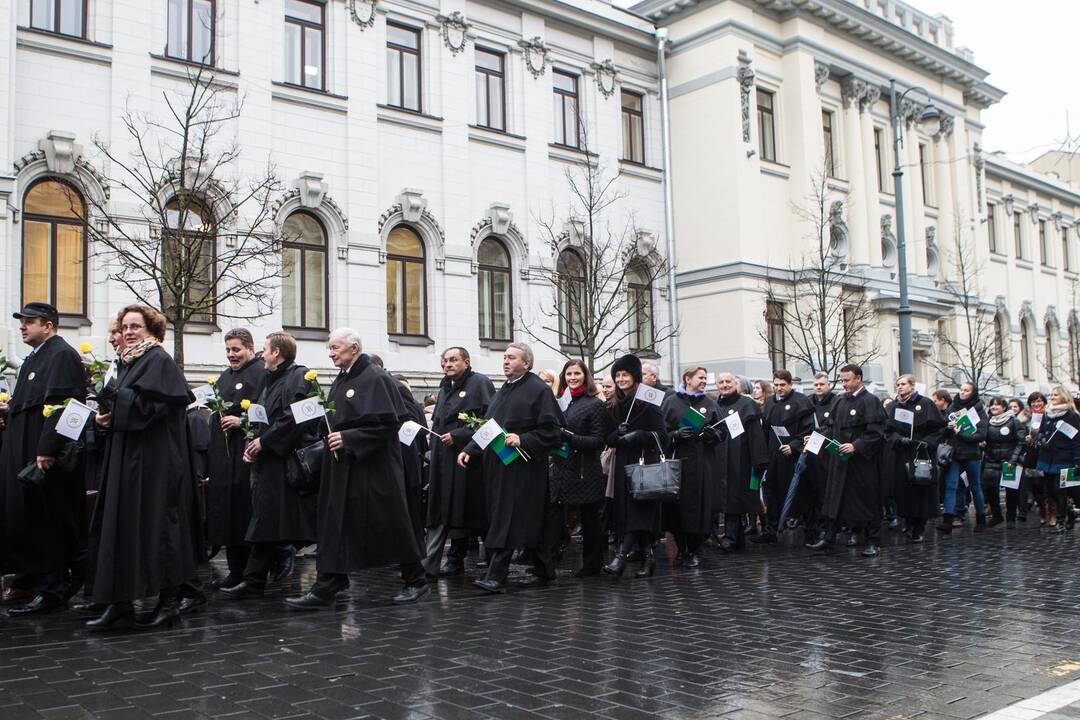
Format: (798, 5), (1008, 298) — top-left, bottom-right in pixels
(519, 122), (674, 372)
(74, 64), (284, 368)
(929, 228), (1006, 395)
(760, 169), (879, 382)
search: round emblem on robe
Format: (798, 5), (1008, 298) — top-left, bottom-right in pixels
(915, 405), (922, 412)
(728, 409), (735, 415)
(459, 391), (467, 398)
(1001, 427), (1010, 436)
(850, 409), (857, 416)
(785, 404), (791, 411)
(235, 382), (243, 390)
(823, 411), (830, 418)
(346, 389), (355, 398)
(699, 407), (707, 414)
(27, 372), (35, 380)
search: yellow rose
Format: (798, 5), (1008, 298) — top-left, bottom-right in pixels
(78, 342), (93, 354)
(42, 405), (55, 418)
(304, 370), (318, 382)
(240, 399), (251, 411)
(458, 412), (467, 421)
(207, 375), (218, 385)
(0, 392), (9, 403)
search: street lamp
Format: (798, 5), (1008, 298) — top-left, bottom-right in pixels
(889, 79), (941, 375)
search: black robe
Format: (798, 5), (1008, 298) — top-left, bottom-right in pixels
(713, 393), (769, 516)
(661, 392), (720, 535)
(207, 355), (266, 546)
(394, 381), (427, 547)
(92, 345), (196, 603)
(316, 357), (420, 571)
(426, 369), (495, 533)
(806, 391), (840, 516)
(186, 406), (211, 565)
(245, 361), (318, 544)
(0, 334), (87, 575)
(821, 388), (886, 527)
(464, 372), (563, 550)
(762, 390), (816, 520)
(881, 392), (945, 521)
(606, 391), (665, 536)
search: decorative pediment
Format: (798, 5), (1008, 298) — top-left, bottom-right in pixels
(592, 59), (617, 98)
(346, 0), (377, 30)
(518, 37), (549, 78)
(437, 11), (469, 55)
(39, 130), (82, 174)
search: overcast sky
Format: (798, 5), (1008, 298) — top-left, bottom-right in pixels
(614, 0), (1078, 164)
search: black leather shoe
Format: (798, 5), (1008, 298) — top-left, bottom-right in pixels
(86, 603), (135, 632)
(438, 559), (464, 577)
(284, 591), (333, 611)
(750, 533), (777, 544)
(272, 548), (296, 583)
(807, 538), (829, 551)
(135, 599), (180, 631)
(683, 553), (700, 569)
(7, 595), (65, 616)
(634, 550), (656, 578)
(861, 545), (879, 558)
(392, 583), (430, 604)
(178, 593), (208, 614)
(602, 553), (628, 577)
(211, 574), (241, 590)
(473, 578), (504, 594)
(70, 601), (107, 615)
(718, 538), (737, 553)
(218, 581), (264, 600)
(910, 534), (925, 544)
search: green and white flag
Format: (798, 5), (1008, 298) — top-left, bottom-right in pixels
(1000, 462), (1021, 491)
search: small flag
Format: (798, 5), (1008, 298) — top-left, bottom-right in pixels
(1001, 462), (1021, 490)
(915, 383), (927, 395)
(472, 418), (503, 450)
(1060, 468), (1080, 488)
(1057, 421), (1078, 439)
(55, 399), (93, 440)
(191, 384), (214, 403)
(1030, 412), (1044, 431)
(399, 420), (424, 446)
(825, 440), (851, 461)
(557, 388), (572, 413)
(706, 372), (716, 385)
(680, 407), (706, 431)
(290, 396), (326, 424)
(490, 432), (521, 466)
(634, 384), (665, 407)
(805, 431), (827, 455)
(724, 412), (744, 438)
(771, 424), (791, 440)
(960, 471), (969, 487)
(247, 403), (269, 425)
(551, 441), (571, 460)
(894, 408), (915, 425)
(750, 468), (763, 491)
(102, 361), (117, 389)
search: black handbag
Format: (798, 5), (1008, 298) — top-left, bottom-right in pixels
(936, 442), (954, 466)
(625, 432), (681, 501)
(290, 439), (325, 494)
(907, 444), (934, 486)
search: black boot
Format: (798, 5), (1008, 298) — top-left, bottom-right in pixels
(974, 515), (987, 532)
(634, 549), (656, 578)
(936, 514), (954, 534)
(602, 553), (628, 577)
(136, 594), (180, 631)
(86, 602), (135, 632)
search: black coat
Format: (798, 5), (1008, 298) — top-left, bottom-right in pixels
(186, 406), (210, 567)
(661, 392), (720, 535)
(394, 381), (426, 546)
(426, 369), (495, 533)
(245, 361), (319, 544)
(607, 391), (665, 535)
(1034, 409), (1080, 470)
(713, 393), (768, 515)
(550, 394), (611, 505)
(0, 335), (87, 575)
(317, 357), (421, 571)
(207, 354), (265, 546)
(92, 345), (196, 603)
(944, 398), (988, 461)
(880, 392), (945, 520)
(464, 372), (563, 549)
(982, 413), (1024, 484)
(762, 391), (815, 518)
(821, 388), (886, 527)
(805, 392), (840, 510)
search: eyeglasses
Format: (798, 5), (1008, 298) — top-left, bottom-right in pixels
(121, 324), (146, 332)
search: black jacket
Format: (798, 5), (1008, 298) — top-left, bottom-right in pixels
(1034, 409), (1080, 470)
(550, 394), (612, 505)
(944, 398), (987, 461)
(983, 414), (1024, 466)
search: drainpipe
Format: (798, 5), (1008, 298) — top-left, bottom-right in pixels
(656, 27), (680, 381)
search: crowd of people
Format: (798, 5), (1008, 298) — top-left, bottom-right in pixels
(1, 300), (1077, 633)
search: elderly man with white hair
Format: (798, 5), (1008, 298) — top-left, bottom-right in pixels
(286, 328), (429, 608)
(641, 362), (672, 395)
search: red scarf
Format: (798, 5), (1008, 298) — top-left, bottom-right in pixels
(570, 385), (588, 399)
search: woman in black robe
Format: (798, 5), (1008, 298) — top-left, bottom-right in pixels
(713, 372), (768, 552)
(206, 329), (265, 589)
(551, 360), (613, 577)
(660, 366), (720, 567)
(603, 354), (665, 579)
(880, 374), (945, 543)
(87, 304), (195, 632)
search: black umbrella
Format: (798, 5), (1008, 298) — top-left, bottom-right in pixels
(777, 453), (809, 529)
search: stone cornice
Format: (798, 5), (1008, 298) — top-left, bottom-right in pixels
(985, 155), (1080, 209)
(497, 0), (656, 52)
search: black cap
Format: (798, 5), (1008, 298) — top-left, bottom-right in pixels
(13, 302), (60, 326)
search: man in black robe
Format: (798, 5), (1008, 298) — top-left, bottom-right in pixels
(803, 372), (839, 546)
(756, 369), (815, 543)
(206, 329), (265, 589)
(1, 302), (87, 615)
(458, 342), (563, 593)
(713, 372), (768, 552)
(423, 347), (495, 577)
(392, 373), (427, 549)
(286, 329), (429, 608)
(809, 364), (887, 557)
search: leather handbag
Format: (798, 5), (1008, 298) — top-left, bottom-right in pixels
(625, 432), (681, 501)
(908, 444), (934, 486)
(935, 442), (954, 466)
(290, 439), (326, 494)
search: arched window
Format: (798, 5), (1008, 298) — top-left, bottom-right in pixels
(993, 314), (1007, 377)
(627, 265), (653, 351)
(477, 238), (512, 342)
(164, 197), (216, 322)
(1046, 322), (1057, 380)
(386, 226), (426, 336)
(22, 178), (87, 317)
(1020, 319), (1032, 380)
(556, 248), (586, 346)
(282, 212), (328, 330)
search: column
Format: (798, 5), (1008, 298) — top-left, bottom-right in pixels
(902, 105), (927, 275)
(860, 86), (883, 266)
(841, 77), (867, 266)
(933, 115), (956, 272)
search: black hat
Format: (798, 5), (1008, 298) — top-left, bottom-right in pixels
(13, 302), (59, 326)
(611, 354), (643, 384)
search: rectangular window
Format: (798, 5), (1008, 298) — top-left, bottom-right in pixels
(987, 204), (998, 254)
(756, 89), (776, 162)
(284, 0), (325, 91)
(474, 48), (505, 131)
(1064, 229), (1072, 272)
(766, 301), (785, 371)
(621, 90), (645, 164)
(918, 143), (934, 206)
(821, 110), (836, 178)
(30, 0), (85, 38)
(167, 0), (215, 65)
(1039, 219), (1051, 266)
(874, 127), (888, 192)
(1014, 212), (1024, 259)
(552, 70), (580, 148)
(387, 22), (421, 112)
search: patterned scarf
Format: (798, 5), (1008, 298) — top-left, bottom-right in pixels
(120, 337), (160, 365)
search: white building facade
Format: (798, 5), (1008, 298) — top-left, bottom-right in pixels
(0, 0), (669, 386)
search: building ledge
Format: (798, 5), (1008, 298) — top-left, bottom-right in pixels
(390, 334), (434, 348)
(760, 161), (790, 180)
(480, 339), (510, 352)
(377, 105), (443, 134)
(468, 126), (526, 152)
(548, 144), (598, 167)
(271, 82), (348, 113)
(286, 328), (330, 342)
(16, 27), (112, 65)
(619, 162), (664, 183)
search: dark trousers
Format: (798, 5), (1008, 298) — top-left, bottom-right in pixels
(1006, 484), (1025, 521)
(422, 524), (470, 575)
(675, 532), (704, 555)
(983, 478), (1004, 520)
(577, 501), (604, 574)
(907, 518), (927, 537)
(22, 572), (67, 603)
(242, 543), (290, 587)
(723, 514), (745, 548)
(483, 498), (563, 585)
(226, 545), (250, 580)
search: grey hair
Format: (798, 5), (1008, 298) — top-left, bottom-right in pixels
(813, 372), (830, 381)
(642, 362), (659, 377)
(506, 342), (534, 369)
(328, 327), (363, 352)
